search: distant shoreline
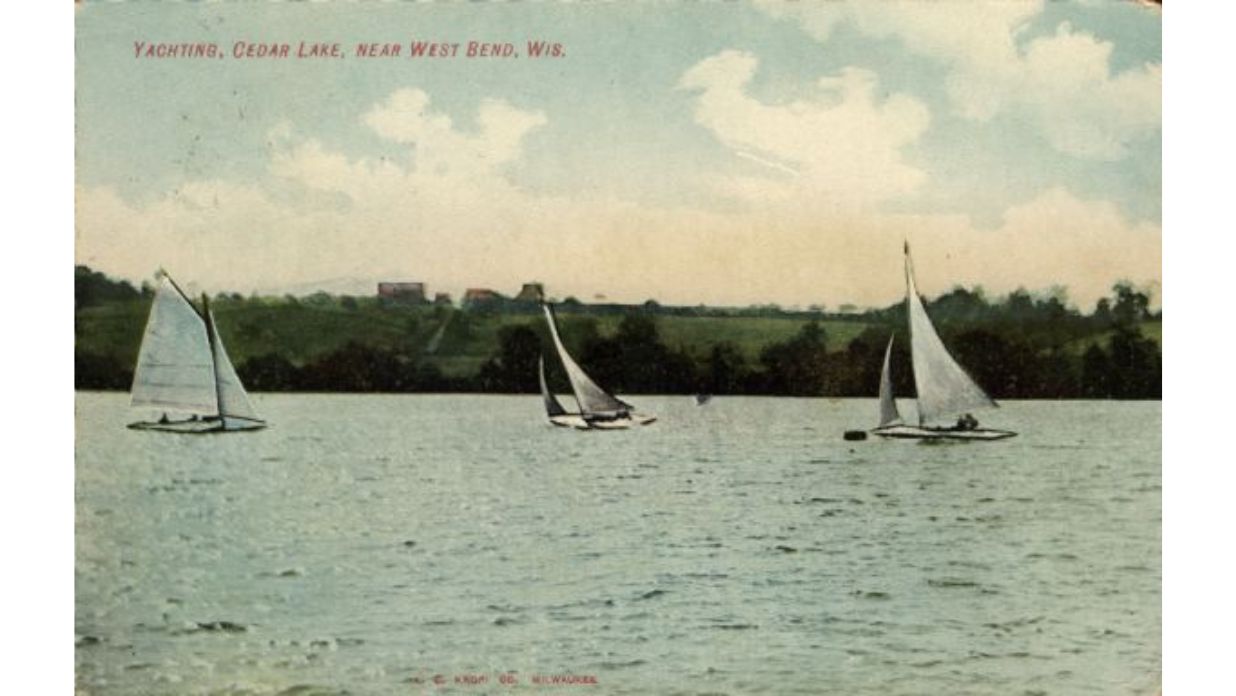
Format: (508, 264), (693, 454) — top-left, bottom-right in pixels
(76, 266), (1163, 401)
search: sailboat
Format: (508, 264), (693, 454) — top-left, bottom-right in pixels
(871, 245), (1015, 441)
(127, 271), (266, 433)
(540, 304), (656, 430)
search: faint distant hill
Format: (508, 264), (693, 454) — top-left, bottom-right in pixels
(254, 276), (388, 298)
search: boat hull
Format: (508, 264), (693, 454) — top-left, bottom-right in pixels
(871, 424), (1016, 441)
(548, 414), (590, 429)
(549, 413), (657, 430)
(587, 413), (656, 430)
(128, 416), (266, 434)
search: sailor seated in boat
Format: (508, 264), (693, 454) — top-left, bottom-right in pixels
(955, 413), (979, 431)
(158, 413), (170, 424)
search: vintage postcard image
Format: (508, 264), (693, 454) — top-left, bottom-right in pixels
(75, 1), (1162, 693)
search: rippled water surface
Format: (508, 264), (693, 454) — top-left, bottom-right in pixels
(76, 394), (1160, 695)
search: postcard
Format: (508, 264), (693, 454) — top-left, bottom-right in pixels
(74, 2), (1162, 694)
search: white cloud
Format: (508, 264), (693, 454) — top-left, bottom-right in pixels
(1018, 24), (1161, 159)
(757, 0), (1041, 75)
(757, 0), (1160, 160)
(360, 88), (547, 181)
(678, 50), (930, 208)
(895, 187), (1161, 308)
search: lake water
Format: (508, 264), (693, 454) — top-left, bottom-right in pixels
(75, 393), (1160, 695)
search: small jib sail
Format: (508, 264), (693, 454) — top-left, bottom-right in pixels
(538, 355), (569, 418)
(877, 335), (902, 428)
(904, 244), (997, 425)
(129, 272), (265, 433)
(541, 304), (632, 416)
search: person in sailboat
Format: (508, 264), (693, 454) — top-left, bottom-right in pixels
(159, 413), (170, 425)
(955, 413), (979, 431)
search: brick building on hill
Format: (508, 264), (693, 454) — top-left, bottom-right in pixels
(377, 282), (427, 305)
(462, 288), (503, 309)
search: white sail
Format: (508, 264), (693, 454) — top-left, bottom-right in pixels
(541, 304), (631, 415)
(877, 335), (903, 428)
(207, 309), (261, 422)
(130, 276), (218, 415)
(538, 355), (569, 418)
(905, 247), (997, 425)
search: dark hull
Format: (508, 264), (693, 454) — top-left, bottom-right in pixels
(548, 413), (657, 430)
(128, 417), (266, 434)
(872, 424), (1016, 441)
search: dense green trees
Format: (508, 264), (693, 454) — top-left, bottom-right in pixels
(477, 326), (542, 393)
(75, 265), (143, 309)
(757, 321), (830, 396)
(75, 351), (132, 390)
(702, 342), (747, 395)
(578, 315), (697, 394)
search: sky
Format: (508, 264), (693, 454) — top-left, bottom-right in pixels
(74, 0), (1161, 310)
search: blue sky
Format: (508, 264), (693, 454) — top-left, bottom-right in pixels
(75, 1), (1161, 309)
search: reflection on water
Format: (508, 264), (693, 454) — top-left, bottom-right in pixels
(76, 393), (1160, 695)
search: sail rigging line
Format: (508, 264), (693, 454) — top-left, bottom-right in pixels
(202, 294), (224, 419)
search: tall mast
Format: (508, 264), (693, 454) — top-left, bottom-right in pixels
(903, 241), (920, 424)
(161, 270), (206, 320)
(202, 293), (223, 418)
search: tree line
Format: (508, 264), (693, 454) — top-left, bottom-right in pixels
(75, 265), (1160, 399)
(472, 287), (1159, 400)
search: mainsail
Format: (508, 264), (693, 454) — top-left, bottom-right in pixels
(207, 308), (261, 421)
(904, 246), (997, 425)
(877, 335), (903, 428)
(538, 355), (569, 418)
(130, 275), (218, 414)
(541, 304), (631, 415)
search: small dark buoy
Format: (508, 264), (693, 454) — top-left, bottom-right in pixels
(843, 430), (868, 441)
